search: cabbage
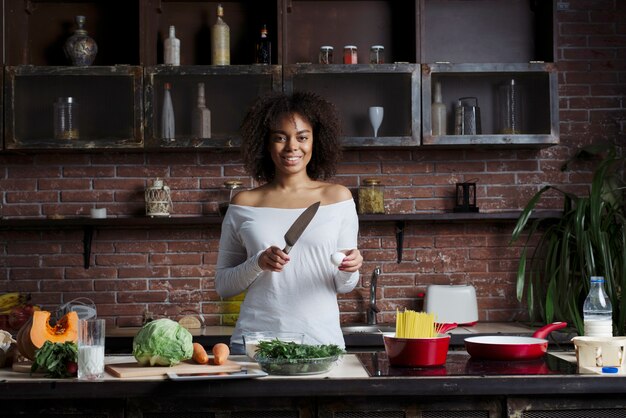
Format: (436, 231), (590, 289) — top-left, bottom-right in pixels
(132, 318), (193, 366)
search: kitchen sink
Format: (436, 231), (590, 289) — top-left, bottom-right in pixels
(341, 325), (395, 334)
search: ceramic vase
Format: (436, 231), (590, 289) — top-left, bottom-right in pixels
(64, 15), (98, 66)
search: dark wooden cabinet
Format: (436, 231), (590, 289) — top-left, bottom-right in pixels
(0, 0), (557, 151)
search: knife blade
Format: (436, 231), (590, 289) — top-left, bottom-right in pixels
(282, 201), (321, 254)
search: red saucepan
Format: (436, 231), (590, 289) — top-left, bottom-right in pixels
(464, 322), (567, 360)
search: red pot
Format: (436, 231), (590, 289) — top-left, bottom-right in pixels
(384, 335), (450, 367)
(464, 322), (567, 360)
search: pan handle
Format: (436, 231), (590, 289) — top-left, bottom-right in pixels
(531, 322), (567, 339)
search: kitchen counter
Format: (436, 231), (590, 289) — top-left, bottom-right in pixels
(3, 351), (626, 416)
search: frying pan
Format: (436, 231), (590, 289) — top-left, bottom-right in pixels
(464, 322), (567, 360)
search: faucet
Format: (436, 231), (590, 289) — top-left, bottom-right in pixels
(367, 266), (381, 325)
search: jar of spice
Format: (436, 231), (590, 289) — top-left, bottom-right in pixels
(218, 180), (244, 216)
(358, 178), (384, 214)
(369, 45), (384, 64)
(343, 45), (358, 64)
(319, 46), (334, 64)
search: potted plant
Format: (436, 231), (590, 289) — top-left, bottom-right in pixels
(510, 143), (625, 335)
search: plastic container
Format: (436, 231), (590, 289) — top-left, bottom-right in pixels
(319, 46), (333, 64)
(583, 276), (613, 337)
(572, 336), (626, 368)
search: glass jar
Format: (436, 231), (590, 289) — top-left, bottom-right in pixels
(53, 97), (79, 140)
(358, 179), (384, 214)
(343, 45), (358, 64)
(319, 46), (333, 64)
(218, 180), (244, 216)
(369, 45), (384, 64)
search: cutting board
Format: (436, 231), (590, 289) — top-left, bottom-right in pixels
(105, 359), (241, 378)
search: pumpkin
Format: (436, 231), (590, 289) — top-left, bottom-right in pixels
(16, 311), (79, 361)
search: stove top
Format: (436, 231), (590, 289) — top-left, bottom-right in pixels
(356, 351), (578, 377)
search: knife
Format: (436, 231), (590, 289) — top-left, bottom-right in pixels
(282, 201), (321, 254)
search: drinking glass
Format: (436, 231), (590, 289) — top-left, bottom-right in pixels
(78, 318), (106, 380)
(368, 106), (384, 137)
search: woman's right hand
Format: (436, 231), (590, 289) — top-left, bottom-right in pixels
(258, 246), (290, 272)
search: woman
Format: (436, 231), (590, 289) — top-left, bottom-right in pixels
(215, 91), (363, 354)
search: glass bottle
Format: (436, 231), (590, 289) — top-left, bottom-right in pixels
(497, 78), (523, 134)
(191, 82), (211, 139)
(431, 81), (447, 136)
(164, 25), (180, 66)
(161, 83), (175, 141)
(53, 97), (79, 140)
(212, 3), (230, 65)
(583, 276), (613, 337)
(219, 180), (244, 216)
(358, 179), (385, 214)
(63, 15), (98, 66)
(255, 24), (271, 64)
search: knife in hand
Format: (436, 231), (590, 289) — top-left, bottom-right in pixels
(282, 201), (321, 254)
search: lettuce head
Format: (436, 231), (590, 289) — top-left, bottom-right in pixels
(132, 318), (193, 366)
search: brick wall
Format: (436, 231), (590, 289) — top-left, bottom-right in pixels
(1, 0), (624, 328)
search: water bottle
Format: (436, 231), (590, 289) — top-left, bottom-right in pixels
(583, 276), (613, 337)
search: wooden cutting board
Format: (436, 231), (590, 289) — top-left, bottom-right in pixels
(105, 359), (241, 378)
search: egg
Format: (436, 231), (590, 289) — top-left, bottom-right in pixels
(330, 252), (346, 266)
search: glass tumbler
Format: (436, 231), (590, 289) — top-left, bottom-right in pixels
(78, 318), (106, 380)
(53, 97), (79, 140)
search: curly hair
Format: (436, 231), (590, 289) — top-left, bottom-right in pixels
(240, 91), (342, 183)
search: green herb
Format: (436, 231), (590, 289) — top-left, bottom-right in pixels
(31, 341), (78, 378)
(255, 339), (344, 360)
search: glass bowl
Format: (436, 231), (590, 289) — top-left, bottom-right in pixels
(242, 331), (305, 359)
(254, 354), (341, 375)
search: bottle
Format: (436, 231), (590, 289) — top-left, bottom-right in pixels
(212, 3), (230, 65)
(191, 82), (211, 139)
(583, 276), (613, 337)
(161, 83), (175, 141)
(255, 24), (271, 64)
(431, 81), (447, 136)
(163, 25), (180, 66)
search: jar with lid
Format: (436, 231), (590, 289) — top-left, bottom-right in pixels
(319, 46), (333, 64)
(218, 180), (245, 216)
(343, 45), (358, 64)
(369, 45), (384, 64)
(53, 97), (79, 140)
(358, 179), (384, 214)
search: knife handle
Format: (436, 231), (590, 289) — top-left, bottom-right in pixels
(283, 245), (293, 254)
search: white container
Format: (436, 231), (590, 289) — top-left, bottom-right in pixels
(90, 208), (106, 219)
(424, 285), (478, 325)
(572, 336), (626, 368)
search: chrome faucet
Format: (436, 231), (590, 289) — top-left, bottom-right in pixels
(367, 266), (381, 325)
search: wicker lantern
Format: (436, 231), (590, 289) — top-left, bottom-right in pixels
(145, 178), (172, 217)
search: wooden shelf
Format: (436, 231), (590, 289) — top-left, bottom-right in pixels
(0, 210), (562, 268)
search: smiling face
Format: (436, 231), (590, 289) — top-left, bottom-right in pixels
(268, 112), (313, 179)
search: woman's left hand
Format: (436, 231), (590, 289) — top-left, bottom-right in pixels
(338, 248), (363, 272)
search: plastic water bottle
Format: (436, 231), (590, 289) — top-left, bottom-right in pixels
(583, 276), (613, 337)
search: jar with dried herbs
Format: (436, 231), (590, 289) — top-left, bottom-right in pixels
(358, 179), (384, 214)
(218, 180), (245, 216)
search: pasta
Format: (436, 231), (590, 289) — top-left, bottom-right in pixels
(395, 309), (445, 338)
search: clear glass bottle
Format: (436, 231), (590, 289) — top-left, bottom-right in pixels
(53, 97), (79, 140)
(431, 81), (447, 136)
(497, 78), (523, 134)
(191, 82), (211, 139)
(319, 46), (333, 64)
(161, 83), (175, 141)
(255, 24), (271, 64)
(583, 276), (613, 337)
(219, 180), (244, 216)
(164, 25), (180, 66)
(358, 179), (384, 214)
(369, 45), (384, 64)
(212, 3), (230, 65)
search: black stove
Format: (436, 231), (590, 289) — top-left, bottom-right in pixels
(356, 351), (578, 377)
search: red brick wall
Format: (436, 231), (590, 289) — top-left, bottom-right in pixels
(1, 1), (624, 327)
